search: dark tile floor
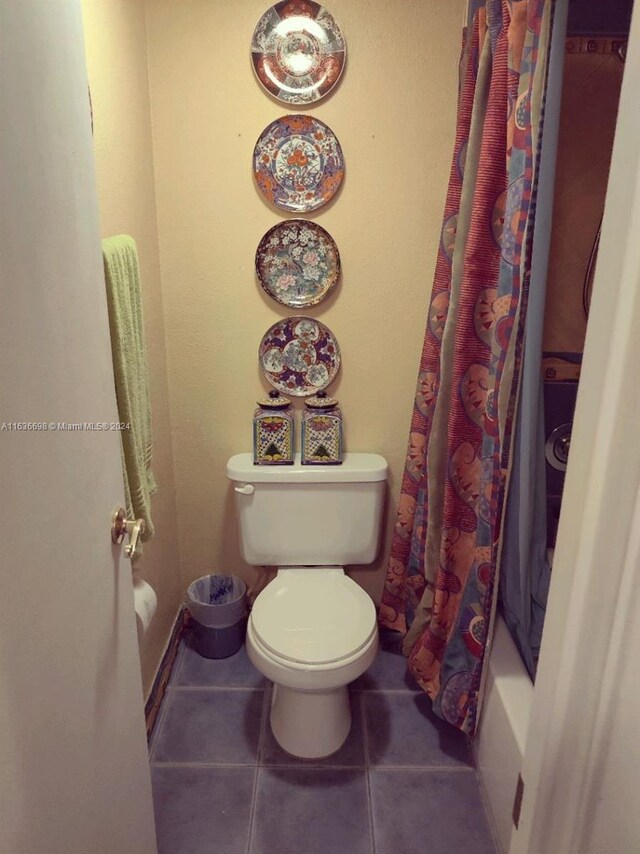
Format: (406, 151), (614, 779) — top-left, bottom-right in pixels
(149, 632), (498, 854)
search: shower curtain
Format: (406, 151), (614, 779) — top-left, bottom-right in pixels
(499, 0), (567, 679)
(379, 0), (555, 734)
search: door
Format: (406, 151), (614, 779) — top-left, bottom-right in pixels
(0, 3), (157, 852)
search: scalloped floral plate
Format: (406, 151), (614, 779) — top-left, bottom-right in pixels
(256, 220), (340, 308)
(253, 115), (344, 213)
(251, 1), (346, 105)
(258, 316), (340, 396)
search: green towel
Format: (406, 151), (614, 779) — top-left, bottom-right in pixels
(102, 235), (156, 545)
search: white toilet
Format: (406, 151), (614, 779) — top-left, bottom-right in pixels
(226, 451), (387, 759)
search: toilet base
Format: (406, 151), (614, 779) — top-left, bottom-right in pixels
(270, 683), (351, 759)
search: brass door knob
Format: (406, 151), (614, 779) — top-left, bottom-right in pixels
(111, 506), (146, 558)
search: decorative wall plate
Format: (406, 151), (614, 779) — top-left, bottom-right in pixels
(253, 115), (344, 213)
(258, 316), (340, 396)
(251, 1), (346, 104)
(256, 220), (340, 308)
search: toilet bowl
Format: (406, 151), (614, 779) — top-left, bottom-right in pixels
(246, 567), (378, 758)
(227, 451), (387, 759)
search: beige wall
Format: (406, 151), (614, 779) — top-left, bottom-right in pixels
(82, 0), (182, 696)
(81, 0), (462, 688)
(145, 0), (462, 602)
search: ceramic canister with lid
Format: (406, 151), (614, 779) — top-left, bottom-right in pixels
(253, 390), (295, 465)
(301, 391), (343, 465)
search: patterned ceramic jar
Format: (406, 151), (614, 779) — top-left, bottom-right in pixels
(301, 391), (343, 465)
(253, 391), (294, 465)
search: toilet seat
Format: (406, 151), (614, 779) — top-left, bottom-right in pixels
(250, 570), (376, 666)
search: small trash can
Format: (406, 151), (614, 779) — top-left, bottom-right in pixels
(186, 574), (247, 659)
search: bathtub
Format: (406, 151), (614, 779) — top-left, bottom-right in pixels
(474, 615), (534, 854)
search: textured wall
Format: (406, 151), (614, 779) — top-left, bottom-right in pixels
(82, 0), (182, 696)
(144, 0), (462, 601)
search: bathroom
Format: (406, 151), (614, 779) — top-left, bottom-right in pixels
(2, 1), (639, 853)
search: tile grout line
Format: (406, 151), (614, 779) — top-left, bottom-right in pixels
(474, 766), (503, 854)
(365, 764), (478, 773)
(361, 693), (377, 854)
(470, 741), (502, 854)
(169, 639), (187, 684)
(147, 640), (190, 757)
(150, 761), (260, 769)
(256, 684), (272, 769)
(151, 759), (371, 770)
(351, 688), (423, 694)
(149, 759), (476, 771)
(167, 684), (266, 693)
(148, 681), (176, 762)
(245, 683), (271, 854)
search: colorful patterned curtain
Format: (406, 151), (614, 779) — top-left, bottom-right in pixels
(379, 0), (554, 735)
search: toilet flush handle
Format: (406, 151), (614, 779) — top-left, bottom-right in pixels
(234, 483), (255, 495)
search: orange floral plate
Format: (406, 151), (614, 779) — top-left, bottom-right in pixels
(253, 115), (344, 213)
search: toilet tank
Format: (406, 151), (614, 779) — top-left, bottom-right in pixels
(226, 453), (387, 566)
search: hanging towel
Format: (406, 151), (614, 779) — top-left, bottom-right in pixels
(102, 235), (156, 544)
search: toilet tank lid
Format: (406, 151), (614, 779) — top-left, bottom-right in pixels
(226, 452), (388, 483)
